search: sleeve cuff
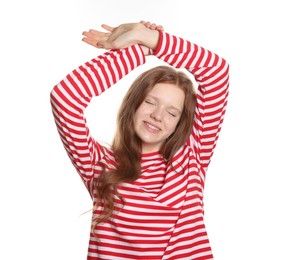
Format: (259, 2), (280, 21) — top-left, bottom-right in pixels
(152, 30), (165, 57)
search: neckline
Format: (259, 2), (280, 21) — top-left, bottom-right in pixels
(141, 151), (163, 161)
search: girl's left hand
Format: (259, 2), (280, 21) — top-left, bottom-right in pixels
(82, 23), (146, 50)
(82, 24), (114, 49)
(82, 21), (162, 55)
(139, 20), (164, 31)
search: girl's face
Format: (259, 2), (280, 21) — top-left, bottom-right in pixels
(133, 83), (185, 153)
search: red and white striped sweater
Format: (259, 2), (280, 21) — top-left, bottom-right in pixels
(51, 30), (229, 259)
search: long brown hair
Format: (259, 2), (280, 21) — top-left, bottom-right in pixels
(93, 66), (196, 227)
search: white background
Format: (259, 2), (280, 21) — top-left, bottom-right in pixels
(1, 0), (299, 259)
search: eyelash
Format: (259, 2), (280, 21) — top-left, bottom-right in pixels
(145, 100), (154, 105)
(145, 100), (177, 117)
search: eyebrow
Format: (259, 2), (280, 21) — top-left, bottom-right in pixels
(146, 95), (183, 113)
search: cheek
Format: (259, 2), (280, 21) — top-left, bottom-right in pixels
(134, 106), (146, 119)
(133, 111), (140, 127)
(133, 106), (148, 125)
(165, 117), (181, 133)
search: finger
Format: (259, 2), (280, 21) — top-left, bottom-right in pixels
(140, 20), (151, 27)
(88, 29), (103, 35)
(82, 30), (99, 40)
(157, 25), (164, 31)
(82, 31), (89, 36)
(83, 29), (109, 38)
(82, 37), (102, 48)
(150, 23), (157, 30)
(140, 20), (148, 27)
(140, 21), (164, 31)
(101, 24), (115, 32)
(144, 21), (151, 28)
(82, 29), (100, 35)
(82, 30), (110, 45)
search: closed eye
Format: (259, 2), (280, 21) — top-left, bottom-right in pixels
(168, 112), (176, 117)
(145, 100), (155, 105)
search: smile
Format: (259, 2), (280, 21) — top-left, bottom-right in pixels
(144, 121), (161, 131)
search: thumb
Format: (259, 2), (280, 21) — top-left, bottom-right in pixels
(101, 24), (115, 32)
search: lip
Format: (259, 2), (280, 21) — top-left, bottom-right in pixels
(143, 121), (161, 132)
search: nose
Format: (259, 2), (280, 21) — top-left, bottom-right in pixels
(150, 108), (163, 121)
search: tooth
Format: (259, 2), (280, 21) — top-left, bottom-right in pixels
(146, 122), (159, 130)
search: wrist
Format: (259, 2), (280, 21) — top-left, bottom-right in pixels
(140, 45), (151, 56)
(136, 24), (160, 51)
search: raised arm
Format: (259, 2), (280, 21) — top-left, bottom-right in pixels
(152, 31), (229, 170)
(50, 42), (146, 194)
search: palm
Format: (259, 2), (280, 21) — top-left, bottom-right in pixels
(82, 21), (163, 55)
(105, 23), (142, 49)
(82, 23), (141, 50)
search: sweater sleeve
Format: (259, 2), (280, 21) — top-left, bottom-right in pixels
(153, 31), (229, 171)
(50, 45), (146, 190)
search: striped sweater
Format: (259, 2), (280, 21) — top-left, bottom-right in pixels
(50, 30), (229, 259)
